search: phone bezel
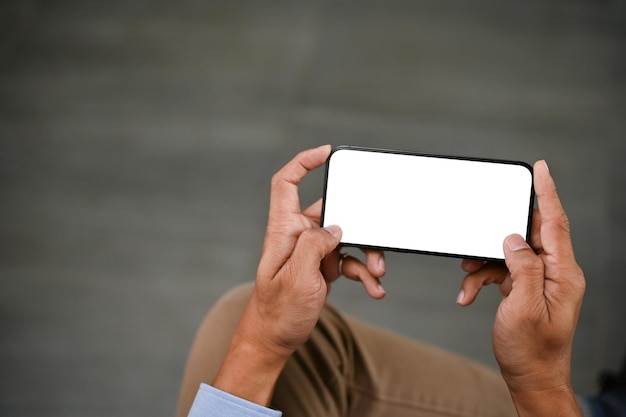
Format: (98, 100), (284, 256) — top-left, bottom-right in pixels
(320, 145), (535, 261)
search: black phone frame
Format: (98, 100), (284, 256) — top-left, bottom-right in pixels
(320, 145), (535, 262)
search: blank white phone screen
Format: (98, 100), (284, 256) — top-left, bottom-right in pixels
(322, 148), (534, 260)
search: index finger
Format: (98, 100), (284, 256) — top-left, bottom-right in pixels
(533, 160), (575, 261)
(269, 145), (332, 220)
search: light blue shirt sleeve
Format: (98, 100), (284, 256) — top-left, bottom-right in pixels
(187, 383), (282, 417)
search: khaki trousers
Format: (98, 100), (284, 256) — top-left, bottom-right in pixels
(176, 283), (518, 417)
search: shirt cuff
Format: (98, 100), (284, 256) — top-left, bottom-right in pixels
(187, 383), (282, 417)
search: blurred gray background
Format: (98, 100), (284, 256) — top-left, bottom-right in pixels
(1, 1), (625, 416)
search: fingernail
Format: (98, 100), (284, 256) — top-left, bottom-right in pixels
(323, 224), (341, 239)
(456, 289), (465, 305)
(377, 284), (386, 294)
(378, 256), (386, 272)
(505, 234), (529, 252)
(541, 160), (550, 173)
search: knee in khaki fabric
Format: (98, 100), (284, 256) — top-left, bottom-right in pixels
(178, 284), (517, 417)
(345, 317), (517, 417)
(176, 283), (254, 417)
(177, 283), (354, 417)
(271, 303), (357, 417)
(274, 308), (517, 417)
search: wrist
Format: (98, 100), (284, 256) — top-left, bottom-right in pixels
(508, 383), (583, 417)
(212, 331), (292, 407)
(210, 295), (296, 407)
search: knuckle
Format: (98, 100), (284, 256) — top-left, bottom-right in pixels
(297, 229), (329, 259)
(298, 228), (317, 240)
(512, 252), (544, 277)
(464, 273), (486, 291)
(543, 212), (571, 242)
(557, 212), (572, 236)
(572, 266), (586, 293)
(298, 228), (324, 247)
(559, 211), (571, 228)
(270, 172), (283, 189)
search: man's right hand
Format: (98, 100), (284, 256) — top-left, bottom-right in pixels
(458, 160), (586, 417)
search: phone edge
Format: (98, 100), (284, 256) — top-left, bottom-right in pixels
(320, 144), (536, 260)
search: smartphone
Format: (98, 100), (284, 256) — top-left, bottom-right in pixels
(321, 146), (534, 261)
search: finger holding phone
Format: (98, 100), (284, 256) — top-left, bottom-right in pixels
(211, 145), (385, 407)
(211, 146), (585, 417)
(322, 147), (585, 416)
(459, 160), (586, 417)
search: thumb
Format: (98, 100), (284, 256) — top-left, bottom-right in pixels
(503, 234), (545, 299)
(290, 225), (343, 272)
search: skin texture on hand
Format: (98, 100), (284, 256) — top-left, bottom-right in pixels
(210, 149), (585, 415)
(458, 160), (586, 417)
(211, 145), (386, 406)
